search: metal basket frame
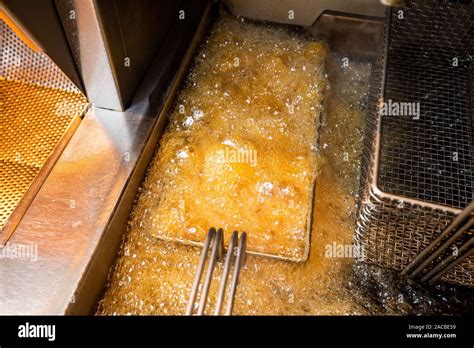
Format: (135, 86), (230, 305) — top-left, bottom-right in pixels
(356, 0), (473, 286)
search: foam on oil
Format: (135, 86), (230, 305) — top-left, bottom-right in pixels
(96, 14), (471, 315)
(129, 14), (327, 261)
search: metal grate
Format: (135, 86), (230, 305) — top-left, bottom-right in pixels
(379, 0), (474, 208)
(0, 20), (81, 93)
(356, 0), (474, 286)
(0, 20), (87, 233)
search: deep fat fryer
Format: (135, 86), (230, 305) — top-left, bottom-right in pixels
(1, 0), (472, 316)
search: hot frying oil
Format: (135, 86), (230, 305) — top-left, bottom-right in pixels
(130, 15), (328, 261)
(97, 14), (373, 315)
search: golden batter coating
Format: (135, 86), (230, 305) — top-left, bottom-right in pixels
(132, 14), (328, 260)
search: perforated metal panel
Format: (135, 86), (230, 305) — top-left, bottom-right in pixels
(0, 19), (81, 92)
(356, 0), (473, 286)
(0, 20), (88, 232)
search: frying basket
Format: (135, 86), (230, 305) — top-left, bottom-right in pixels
(356, 0), (474, 287)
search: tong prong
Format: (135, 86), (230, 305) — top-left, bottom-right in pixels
(186, 228), (247, 316)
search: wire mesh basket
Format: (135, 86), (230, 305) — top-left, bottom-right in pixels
(356, 0), (474, 287)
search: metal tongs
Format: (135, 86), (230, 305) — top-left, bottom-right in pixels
(185, 227), (247, 315)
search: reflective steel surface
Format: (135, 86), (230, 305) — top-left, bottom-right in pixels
(0, 19), (88, 243)
(0, 105), (146, 314)
(0, 2), (211, 314)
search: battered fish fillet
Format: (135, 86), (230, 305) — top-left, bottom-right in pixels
(132, 14), (328, 261)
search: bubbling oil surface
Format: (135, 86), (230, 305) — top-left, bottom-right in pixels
(96, 14), (471, 316)
(131, 15), (328, 260)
